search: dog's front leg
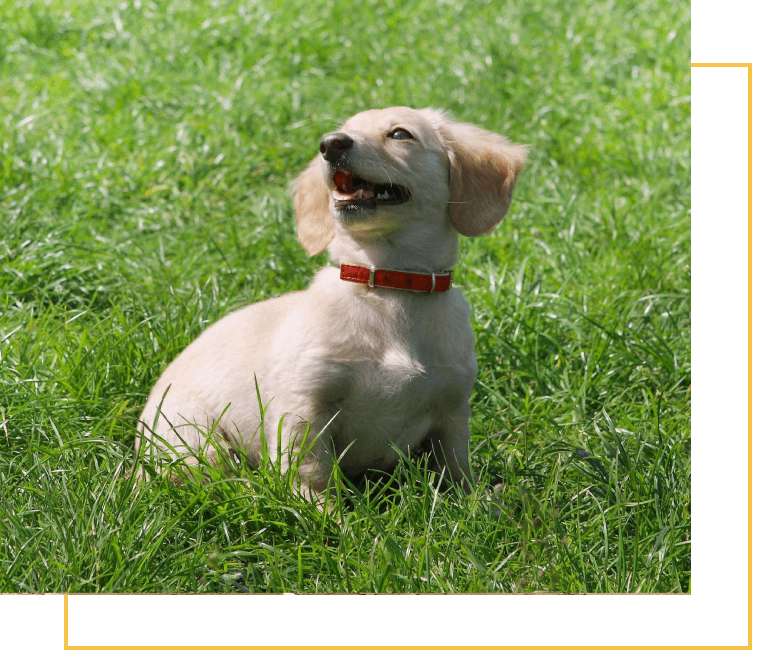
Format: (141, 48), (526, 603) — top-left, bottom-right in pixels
(427, 409), (474, 492)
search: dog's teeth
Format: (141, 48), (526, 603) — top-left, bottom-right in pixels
(333, 188), (375, 201)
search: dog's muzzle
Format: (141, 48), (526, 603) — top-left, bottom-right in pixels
(319, 132), (411, 210)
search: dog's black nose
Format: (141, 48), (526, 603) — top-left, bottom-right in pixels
(319, 132), (353, 162)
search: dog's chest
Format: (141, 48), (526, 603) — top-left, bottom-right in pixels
(281, 280), (476, 472)
(319, 331), (459, 472)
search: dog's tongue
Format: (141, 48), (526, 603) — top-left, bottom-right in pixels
(333, 170), (375, 200)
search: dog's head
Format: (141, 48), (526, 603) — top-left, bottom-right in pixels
(293, 107), (527, 256)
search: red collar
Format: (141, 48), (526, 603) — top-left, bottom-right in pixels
(339, 263), (452, 293)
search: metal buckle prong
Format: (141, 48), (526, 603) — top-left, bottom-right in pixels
(368, 266), (376, 288)
(430, 272), (436, 293)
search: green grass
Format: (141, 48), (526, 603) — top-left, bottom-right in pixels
(0, 0), (690, 593)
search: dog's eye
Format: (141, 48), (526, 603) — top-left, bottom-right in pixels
(388, 128), (414, 140)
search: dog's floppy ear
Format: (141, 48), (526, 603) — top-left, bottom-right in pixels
(293, 155), (334, 255)
(438, 119), (528, 237)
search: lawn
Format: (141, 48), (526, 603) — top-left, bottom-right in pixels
(0, 0), (690, 593)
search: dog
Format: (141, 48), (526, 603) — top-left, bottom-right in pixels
(137, 106), (527, 504)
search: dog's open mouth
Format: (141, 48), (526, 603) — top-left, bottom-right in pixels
(332, 170), (411, 208)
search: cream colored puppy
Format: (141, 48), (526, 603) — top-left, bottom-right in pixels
(137, 107), (526, 501)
